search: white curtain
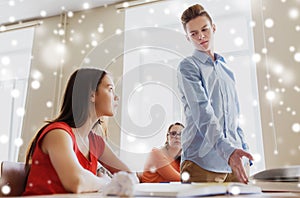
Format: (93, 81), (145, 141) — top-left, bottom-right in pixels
(0, 27), (35, 162)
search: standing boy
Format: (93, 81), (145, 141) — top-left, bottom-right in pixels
(177, 4), (253, 184)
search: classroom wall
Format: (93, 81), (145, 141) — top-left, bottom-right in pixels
(251, 0), (300, 169)
(19, 0), (300, 170)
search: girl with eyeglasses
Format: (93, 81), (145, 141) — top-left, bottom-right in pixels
(141, 122), (184, 183)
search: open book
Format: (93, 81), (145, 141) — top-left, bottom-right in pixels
(134, 182), (261, 197)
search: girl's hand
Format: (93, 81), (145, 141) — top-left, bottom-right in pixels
(102, 171), (136, 197)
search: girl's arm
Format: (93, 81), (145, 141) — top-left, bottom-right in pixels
(156, 163), (180, 181)
(98, 142), (131, 174)
(148, 149), (180, 181)
(42, 129), (109, 193)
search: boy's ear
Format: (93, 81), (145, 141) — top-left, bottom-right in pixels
(212, 24), (216, 33)
(185, 34), (190, 42)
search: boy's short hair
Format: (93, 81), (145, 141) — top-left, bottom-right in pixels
(181, 4), (213, 32)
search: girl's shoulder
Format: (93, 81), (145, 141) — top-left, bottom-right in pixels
(38, 122), (74, 142)
(45, 122), (72, 132)
(151, 147), (167, 158)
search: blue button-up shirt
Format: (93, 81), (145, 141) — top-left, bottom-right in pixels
(177, 50), (249, 173)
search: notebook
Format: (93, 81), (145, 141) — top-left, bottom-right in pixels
(134, 182), (262, 197)
(250, 165), (300, 192)
(251, 165), (300, 182)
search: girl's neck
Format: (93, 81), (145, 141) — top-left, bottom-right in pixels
(165, 146), (181, 158)
(73, 119), (95, 137)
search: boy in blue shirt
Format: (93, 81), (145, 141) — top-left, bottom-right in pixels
(177, 4), (253, 184)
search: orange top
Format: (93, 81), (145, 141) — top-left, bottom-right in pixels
(141, 148), (180, 183)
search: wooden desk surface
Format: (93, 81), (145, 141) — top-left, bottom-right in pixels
(20, 182), (300, 197)
(21, 192), (300, 197)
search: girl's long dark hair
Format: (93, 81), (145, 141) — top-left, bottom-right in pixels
(25, 68), (107, 173)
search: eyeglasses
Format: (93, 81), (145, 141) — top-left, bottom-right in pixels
(168, 131), (181, 137)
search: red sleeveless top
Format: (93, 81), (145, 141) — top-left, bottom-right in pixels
(23, 122), (105, 195)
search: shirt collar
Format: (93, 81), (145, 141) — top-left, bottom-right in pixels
(192, 50), (225, 65)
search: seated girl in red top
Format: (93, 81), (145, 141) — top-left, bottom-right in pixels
(141, 122), (184, 183)
(23, 68), (134, 195)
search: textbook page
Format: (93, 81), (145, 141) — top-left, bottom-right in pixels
(134, 182), (261, 197)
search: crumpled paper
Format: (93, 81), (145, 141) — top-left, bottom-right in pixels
(102, 171), (139, 197)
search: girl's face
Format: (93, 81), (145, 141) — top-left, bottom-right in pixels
(94, 74), (119, 117)
(167, 124), (183, 148)
(185, 15), (216, 55)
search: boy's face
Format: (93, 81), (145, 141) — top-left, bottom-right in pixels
(185, 15), (216, 54)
